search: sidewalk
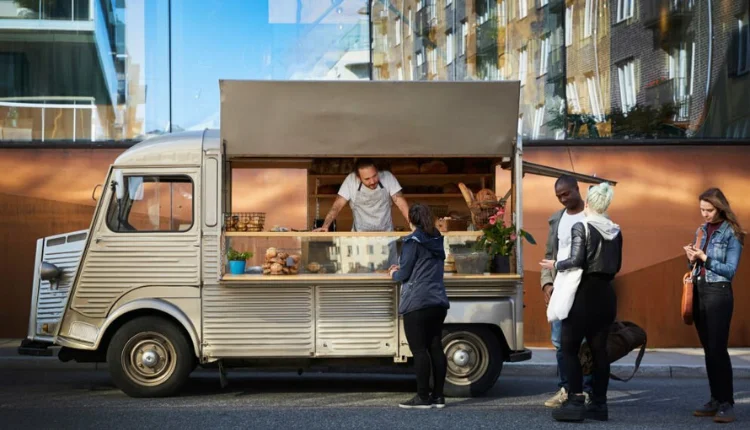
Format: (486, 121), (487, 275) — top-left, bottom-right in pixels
(2, 338), (749, 378)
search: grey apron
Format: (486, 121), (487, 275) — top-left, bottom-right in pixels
(350, 181), (398, 268)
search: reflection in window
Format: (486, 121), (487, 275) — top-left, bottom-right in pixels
(738, 14), (750, 75)
(533, 106), (545, 139)
(669, 43), (693, 121)
(567, 81), (581, 113)
(539, 36), (550, 76)
(519, 47), (528, 86)
(565, 6), (574, 46)
(446, 31), (454, 64)
(584, 0), (593, 38)
(617, 0), (634, 23)
(106, 176), (193, 233)
(586, 75), (604, 120)
(618, 61), (637, 113)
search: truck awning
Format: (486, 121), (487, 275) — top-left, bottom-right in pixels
(220, 80), (521, 158)
(522, 161), (617, 185)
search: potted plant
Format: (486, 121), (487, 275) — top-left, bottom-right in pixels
(227, 248), (253, 275)
(475, 205), (536, 273)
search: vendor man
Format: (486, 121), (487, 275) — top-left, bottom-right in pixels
(313, 158), (410, 232)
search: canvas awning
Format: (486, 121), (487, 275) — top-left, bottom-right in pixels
(220, 80), (521, 158)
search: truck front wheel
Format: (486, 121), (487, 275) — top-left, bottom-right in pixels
(442, 326), (504, 397)
(106, 316), (195, 398)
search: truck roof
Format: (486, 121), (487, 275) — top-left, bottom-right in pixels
(113, 129), (220, 167)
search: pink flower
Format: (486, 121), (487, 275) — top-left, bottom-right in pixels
(489, 215), (497, 225)
(510, 233), (517, 241)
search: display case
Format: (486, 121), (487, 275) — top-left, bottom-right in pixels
(221, 231), (520, 282)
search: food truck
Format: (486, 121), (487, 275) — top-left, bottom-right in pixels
(19, 80), (611, 398)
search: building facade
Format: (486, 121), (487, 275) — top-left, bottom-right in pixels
(1, 1), (749, 345)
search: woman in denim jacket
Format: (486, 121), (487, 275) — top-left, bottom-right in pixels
(683, 188), (744, 424)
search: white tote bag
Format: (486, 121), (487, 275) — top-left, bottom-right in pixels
(546, 222), (588, 322)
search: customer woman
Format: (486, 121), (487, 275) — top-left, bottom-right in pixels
(540, 182), (622, 423)
(683, 188), (743, 424)
(389, 203), (450, 409)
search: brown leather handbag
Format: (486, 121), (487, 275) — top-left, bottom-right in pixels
(682, 230), (704, 325)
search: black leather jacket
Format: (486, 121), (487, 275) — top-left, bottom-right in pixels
(556, 222), (623, 276)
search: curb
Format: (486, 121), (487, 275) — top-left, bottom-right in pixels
(2, 356), (749, 379)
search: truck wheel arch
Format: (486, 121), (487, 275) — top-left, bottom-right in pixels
(96, 299), (201, 358)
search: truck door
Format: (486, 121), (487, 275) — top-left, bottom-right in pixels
(67, 168), (201, 321)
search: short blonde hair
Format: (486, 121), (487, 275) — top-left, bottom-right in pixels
(587, 182), (614, 214)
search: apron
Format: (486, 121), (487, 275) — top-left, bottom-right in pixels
(350, 181), (394, 232)
(350, 181), (398, 268)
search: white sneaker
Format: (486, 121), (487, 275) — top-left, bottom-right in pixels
(544, 387), (568, 408)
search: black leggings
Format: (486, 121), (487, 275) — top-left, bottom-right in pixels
(694, 276), (734, 404)
(403, 306), (448, 399)
(561, 274), (617, 404)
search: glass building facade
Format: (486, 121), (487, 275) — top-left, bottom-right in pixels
(1, 0), (749, 142)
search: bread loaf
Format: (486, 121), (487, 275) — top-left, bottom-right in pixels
(475, 188), (497, 204)
(390, 160), (420, 174)
(419, 160), (449, 174)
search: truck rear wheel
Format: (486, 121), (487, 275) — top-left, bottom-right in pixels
(106, 316), (195, 398)
(442, 326), (504, 397)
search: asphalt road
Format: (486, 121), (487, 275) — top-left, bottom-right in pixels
(0, 369), (747, 429)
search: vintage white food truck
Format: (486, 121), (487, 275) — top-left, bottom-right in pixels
(19, 80), (609, 398)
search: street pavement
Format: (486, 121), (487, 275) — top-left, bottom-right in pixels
(0, 368), (748, 429)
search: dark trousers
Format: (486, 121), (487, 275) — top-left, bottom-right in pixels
(561, 274), (617, 404)
(403, 306), (448, 399)
(694, 276), (734, 404)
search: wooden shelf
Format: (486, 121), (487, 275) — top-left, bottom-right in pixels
(226, 231), (482, 237)
(312, 194), (465, 199)
(309, 173), (492, 180)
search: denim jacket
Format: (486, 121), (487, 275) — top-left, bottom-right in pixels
(691, 221), (743, 283)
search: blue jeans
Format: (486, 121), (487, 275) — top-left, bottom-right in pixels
(551, 320), (593, 393)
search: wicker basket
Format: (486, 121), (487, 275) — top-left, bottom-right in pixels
(224, 212), (266, 232)
(469, 201), (502, 230)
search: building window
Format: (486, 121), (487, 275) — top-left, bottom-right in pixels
(519, 47), (528, 86)
(418, 0), (425, 10)
(532, 106), (545, 139)
(669, 43), (692, 120)
(367, 245), (374, 255)
(406, 57), (413, 80)
(738, 13), (750, 75)
(539, 36), (550, 76)
(616, 0), (634, 23)
(447, 0), (452, 5)
(461, 21), (468, 56)
(446, 31), (454, 64)
(584, 0), (593, 38)
(565, 6), (574, 46)
(618, 61), (637, 112)
(539, 0), (548, 7)
(566, 81), (581, 113)
(396, 17), (402, 45)
(407, 8), (413, 38)
(518, 0), (528, 19)
(429, 48), (437, 75)
(586, 75), (603, 120)
(397, 65), (404, 80)
(417, 51), (424, 70)
(498, 1), (508, 27)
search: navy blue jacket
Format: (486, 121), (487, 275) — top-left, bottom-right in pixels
(392, 228), (450, 315)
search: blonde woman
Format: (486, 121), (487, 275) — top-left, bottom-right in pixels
(540, 182), (622, 423)
(684, 188), (743, 424)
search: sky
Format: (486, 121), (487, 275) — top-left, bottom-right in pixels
(163, 0), (368, 131)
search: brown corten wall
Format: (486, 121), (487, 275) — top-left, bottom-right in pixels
(0, 145), (749, 347)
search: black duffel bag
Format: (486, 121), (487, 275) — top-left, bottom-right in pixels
(578, 320), (647, 382)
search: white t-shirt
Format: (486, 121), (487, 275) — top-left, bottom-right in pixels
(556, 210), (585, 261)
(337, 170), (402, 201)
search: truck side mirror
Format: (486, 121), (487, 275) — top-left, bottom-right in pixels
(40, 262), (62, 282)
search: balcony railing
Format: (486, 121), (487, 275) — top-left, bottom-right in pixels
(644, 78), (675, 108)
(643, 0), (694, 29)
(0, 0), (92, 21)
(476, 17), (498, 53)
(0, 97), (102, 142)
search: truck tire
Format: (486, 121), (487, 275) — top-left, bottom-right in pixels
(106, 316), (195, 398)
(442, 326), (504, 397)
